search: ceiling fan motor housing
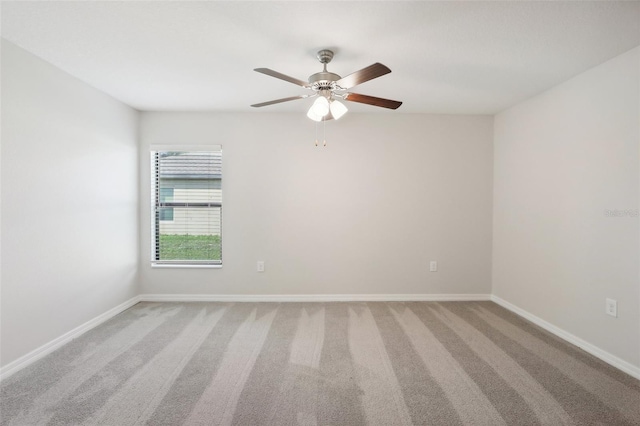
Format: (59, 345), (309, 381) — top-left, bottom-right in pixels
(309, 49), (342, 91)
(309, 71), (341, 91)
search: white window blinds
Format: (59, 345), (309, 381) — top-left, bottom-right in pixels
(151, 149), (222, 265)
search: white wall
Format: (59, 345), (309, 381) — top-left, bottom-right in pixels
(0, 40), (139, 368)
(493, 47), (640, 369)
(139, 112), (493, 296)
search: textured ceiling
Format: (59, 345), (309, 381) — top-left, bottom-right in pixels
(2, 1), (639, 114)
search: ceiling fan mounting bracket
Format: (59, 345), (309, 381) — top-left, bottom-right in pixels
(316, 49), (334, 65)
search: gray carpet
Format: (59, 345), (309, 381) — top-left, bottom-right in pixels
(1, 301), (639, 425)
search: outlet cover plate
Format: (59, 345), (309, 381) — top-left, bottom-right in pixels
(605, 298), (617, 317)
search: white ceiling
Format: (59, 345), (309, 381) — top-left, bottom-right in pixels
(2, 1), (639, 114)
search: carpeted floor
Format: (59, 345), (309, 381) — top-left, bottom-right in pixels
(1, 301), (639, 425)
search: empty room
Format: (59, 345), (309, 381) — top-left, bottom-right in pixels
(1, 1), (639, 425)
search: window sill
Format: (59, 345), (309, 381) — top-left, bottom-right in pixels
(151, 263), (222, 269)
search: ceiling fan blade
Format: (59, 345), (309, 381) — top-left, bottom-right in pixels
(254, 68), (310, 88)
(336, 63), (391, 89)
(343, 93), (402, 109)
(251, 95), (310, 108)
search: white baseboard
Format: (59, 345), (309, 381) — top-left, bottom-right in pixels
(139, 293), (492, 303)
(0, 295), (141, 381)
(491, 295), (640, 380)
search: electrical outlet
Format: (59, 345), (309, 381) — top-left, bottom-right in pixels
(429, 261), (438, 272)
(605, 298), (617, 317)
(257, 261), (265, 273)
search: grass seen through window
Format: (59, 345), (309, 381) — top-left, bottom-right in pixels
(159, 234), (221, 261)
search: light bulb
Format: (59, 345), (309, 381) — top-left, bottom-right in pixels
(311, 96), (329, 116)
(330, 100), (348, 120)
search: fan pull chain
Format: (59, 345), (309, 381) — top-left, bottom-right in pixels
(313, 118), (328, 147)
(314, 121), (318, 146)
(323, 118), (327, 147)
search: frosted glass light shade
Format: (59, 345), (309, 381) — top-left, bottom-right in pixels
(306, 108), (323, 122)
(330, 100), (348, 120)
(311, 96), (329, 116)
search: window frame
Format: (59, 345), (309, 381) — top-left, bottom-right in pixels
(150, 146), (222, 268)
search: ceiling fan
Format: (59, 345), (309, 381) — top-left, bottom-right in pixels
(251, 49), (402, 121)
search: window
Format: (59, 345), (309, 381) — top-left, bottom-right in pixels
(151, 149), (222, 266)
(159, 188), (174, 221)
(159, 207), (174, 221)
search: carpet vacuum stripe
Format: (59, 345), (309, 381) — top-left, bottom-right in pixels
(1, 301), (638, 426)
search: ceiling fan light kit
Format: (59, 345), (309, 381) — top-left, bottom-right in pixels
(251, 49), (402, 123)
(306, 96), (347, 122)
